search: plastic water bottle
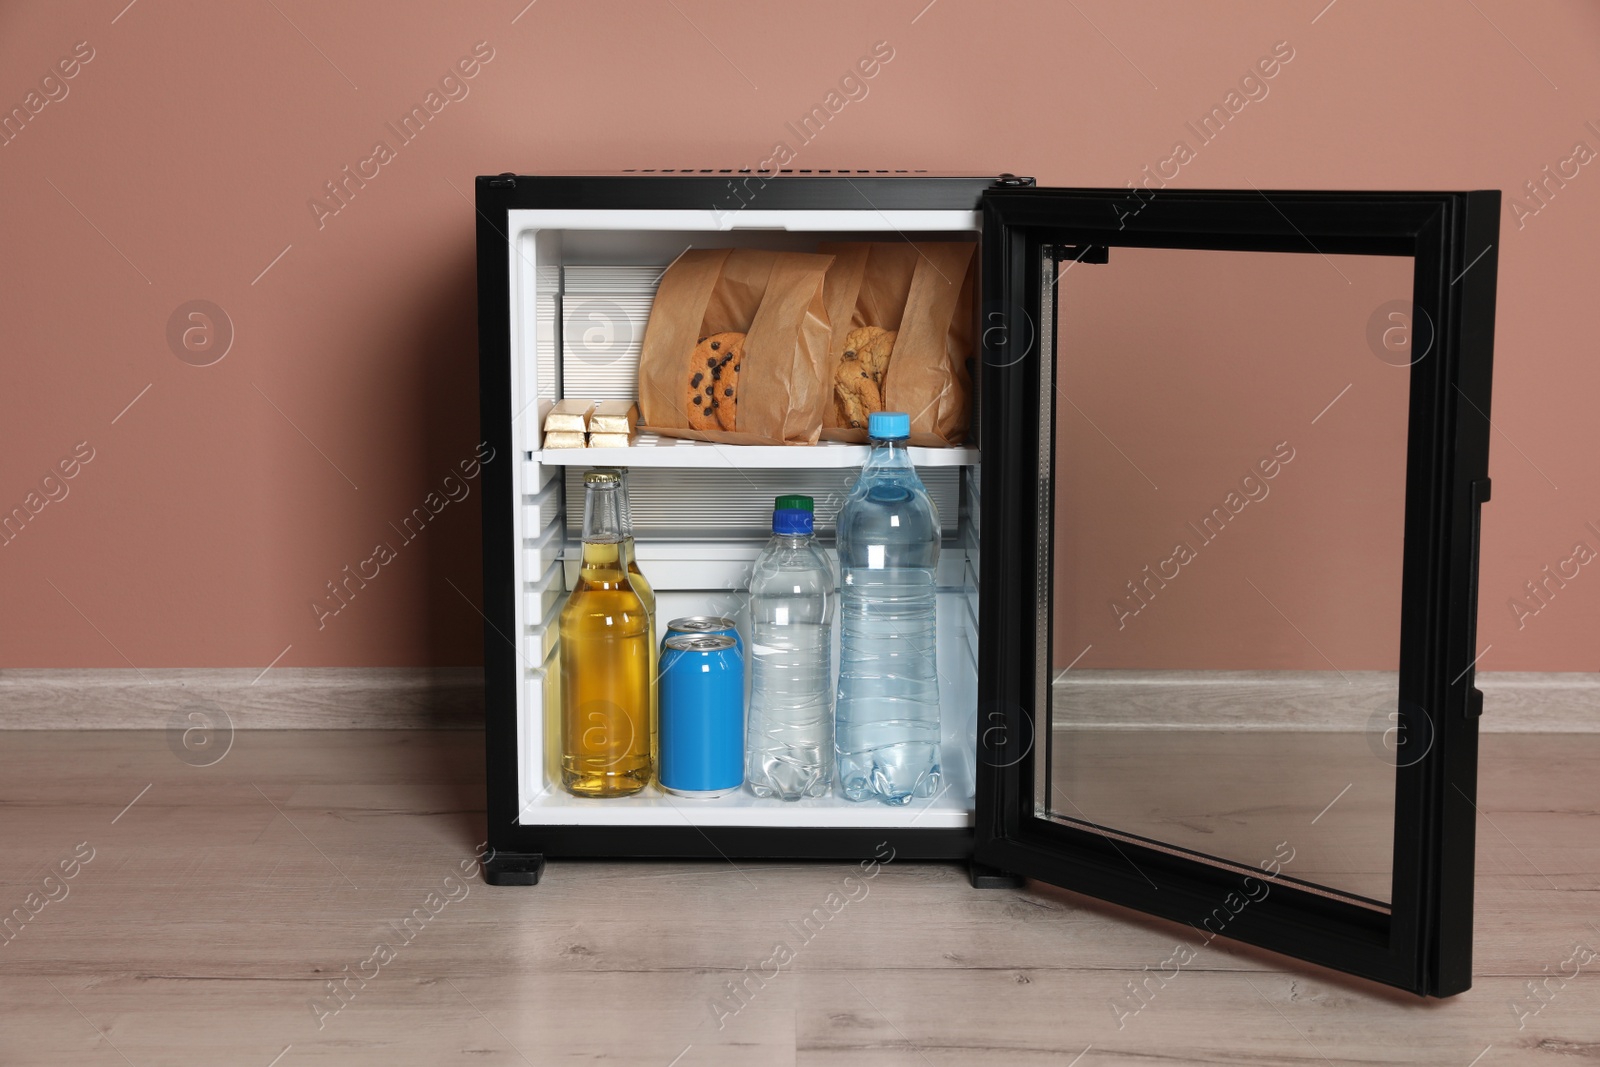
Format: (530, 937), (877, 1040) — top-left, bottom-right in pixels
(746, 495), (836, 800)
(835, 411), (942, 805)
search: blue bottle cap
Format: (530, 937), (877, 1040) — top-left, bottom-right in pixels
(773, 507), (814, 535)
(868, 411), (911, 440)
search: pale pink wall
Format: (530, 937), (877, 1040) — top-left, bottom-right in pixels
(2, 1), (1596, 671)
(1053, 247), (1414, 671)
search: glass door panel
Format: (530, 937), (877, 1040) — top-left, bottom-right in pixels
(1041, 244), (1413, 909)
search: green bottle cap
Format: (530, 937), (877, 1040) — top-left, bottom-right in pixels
(774, 494), (814, 512)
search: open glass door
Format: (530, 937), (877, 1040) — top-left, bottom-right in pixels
(973, 188), (1498, 996)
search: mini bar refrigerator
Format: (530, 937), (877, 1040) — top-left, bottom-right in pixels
(476, 172), (1499, 997)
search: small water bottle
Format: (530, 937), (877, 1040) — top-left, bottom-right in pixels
(746, 495), (836, 801)
(835, 412), (942, 805)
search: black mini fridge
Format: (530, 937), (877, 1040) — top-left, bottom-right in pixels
(475, 172), (1499, 997)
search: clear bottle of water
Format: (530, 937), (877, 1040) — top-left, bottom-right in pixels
(835, 412), (942, 805)
(746, 495), (835, 801)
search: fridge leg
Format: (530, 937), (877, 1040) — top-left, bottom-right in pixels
(968, 861), (1025, 889)
(484, 852), (546, 886)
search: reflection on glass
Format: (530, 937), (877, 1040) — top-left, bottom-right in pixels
(1040, 244), (1414, 908)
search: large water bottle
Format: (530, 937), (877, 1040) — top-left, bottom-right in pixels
(835, 411), (942, 805)
(746, 495), (836, 800)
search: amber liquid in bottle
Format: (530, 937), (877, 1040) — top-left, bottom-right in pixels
(614, 469), (658, 765)
(623, 540), (657, 768)
(559, 476), (652, 797)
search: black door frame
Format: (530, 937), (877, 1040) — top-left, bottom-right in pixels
(973, 188), (1499, 996)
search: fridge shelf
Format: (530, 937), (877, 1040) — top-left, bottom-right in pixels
(518, 752), (974, 829)
(529, 433), (979, 469)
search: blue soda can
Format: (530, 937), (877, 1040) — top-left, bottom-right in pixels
(664, 615), (743, 656)
(658, 633), (744, 797)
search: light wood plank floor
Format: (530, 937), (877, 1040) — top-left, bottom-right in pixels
(0, 730), (1595, 1065)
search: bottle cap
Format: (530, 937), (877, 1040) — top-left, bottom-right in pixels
(774, 494), (814, 512)
(582, 469), (621, 485)
(868, 411), (911, 440)
(773, 508), (814, 536)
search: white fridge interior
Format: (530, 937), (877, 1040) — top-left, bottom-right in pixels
(506, 208), (982, 829)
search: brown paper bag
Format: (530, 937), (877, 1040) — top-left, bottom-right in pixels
(637, 248), (835, 446)
(819, 241), (977, 446)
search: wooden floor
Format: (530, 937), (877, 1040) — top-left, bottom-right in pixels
(1, 730), (1596, 1066)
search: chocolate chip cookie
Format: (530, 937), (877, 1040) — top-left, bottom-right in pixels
(687, 332), (745, 431)
(713, 336), (745, 432)
(833, 326), (896, 429)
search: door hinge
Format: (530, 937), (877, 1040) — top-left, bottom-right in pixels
(487, 173), (518, 188)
